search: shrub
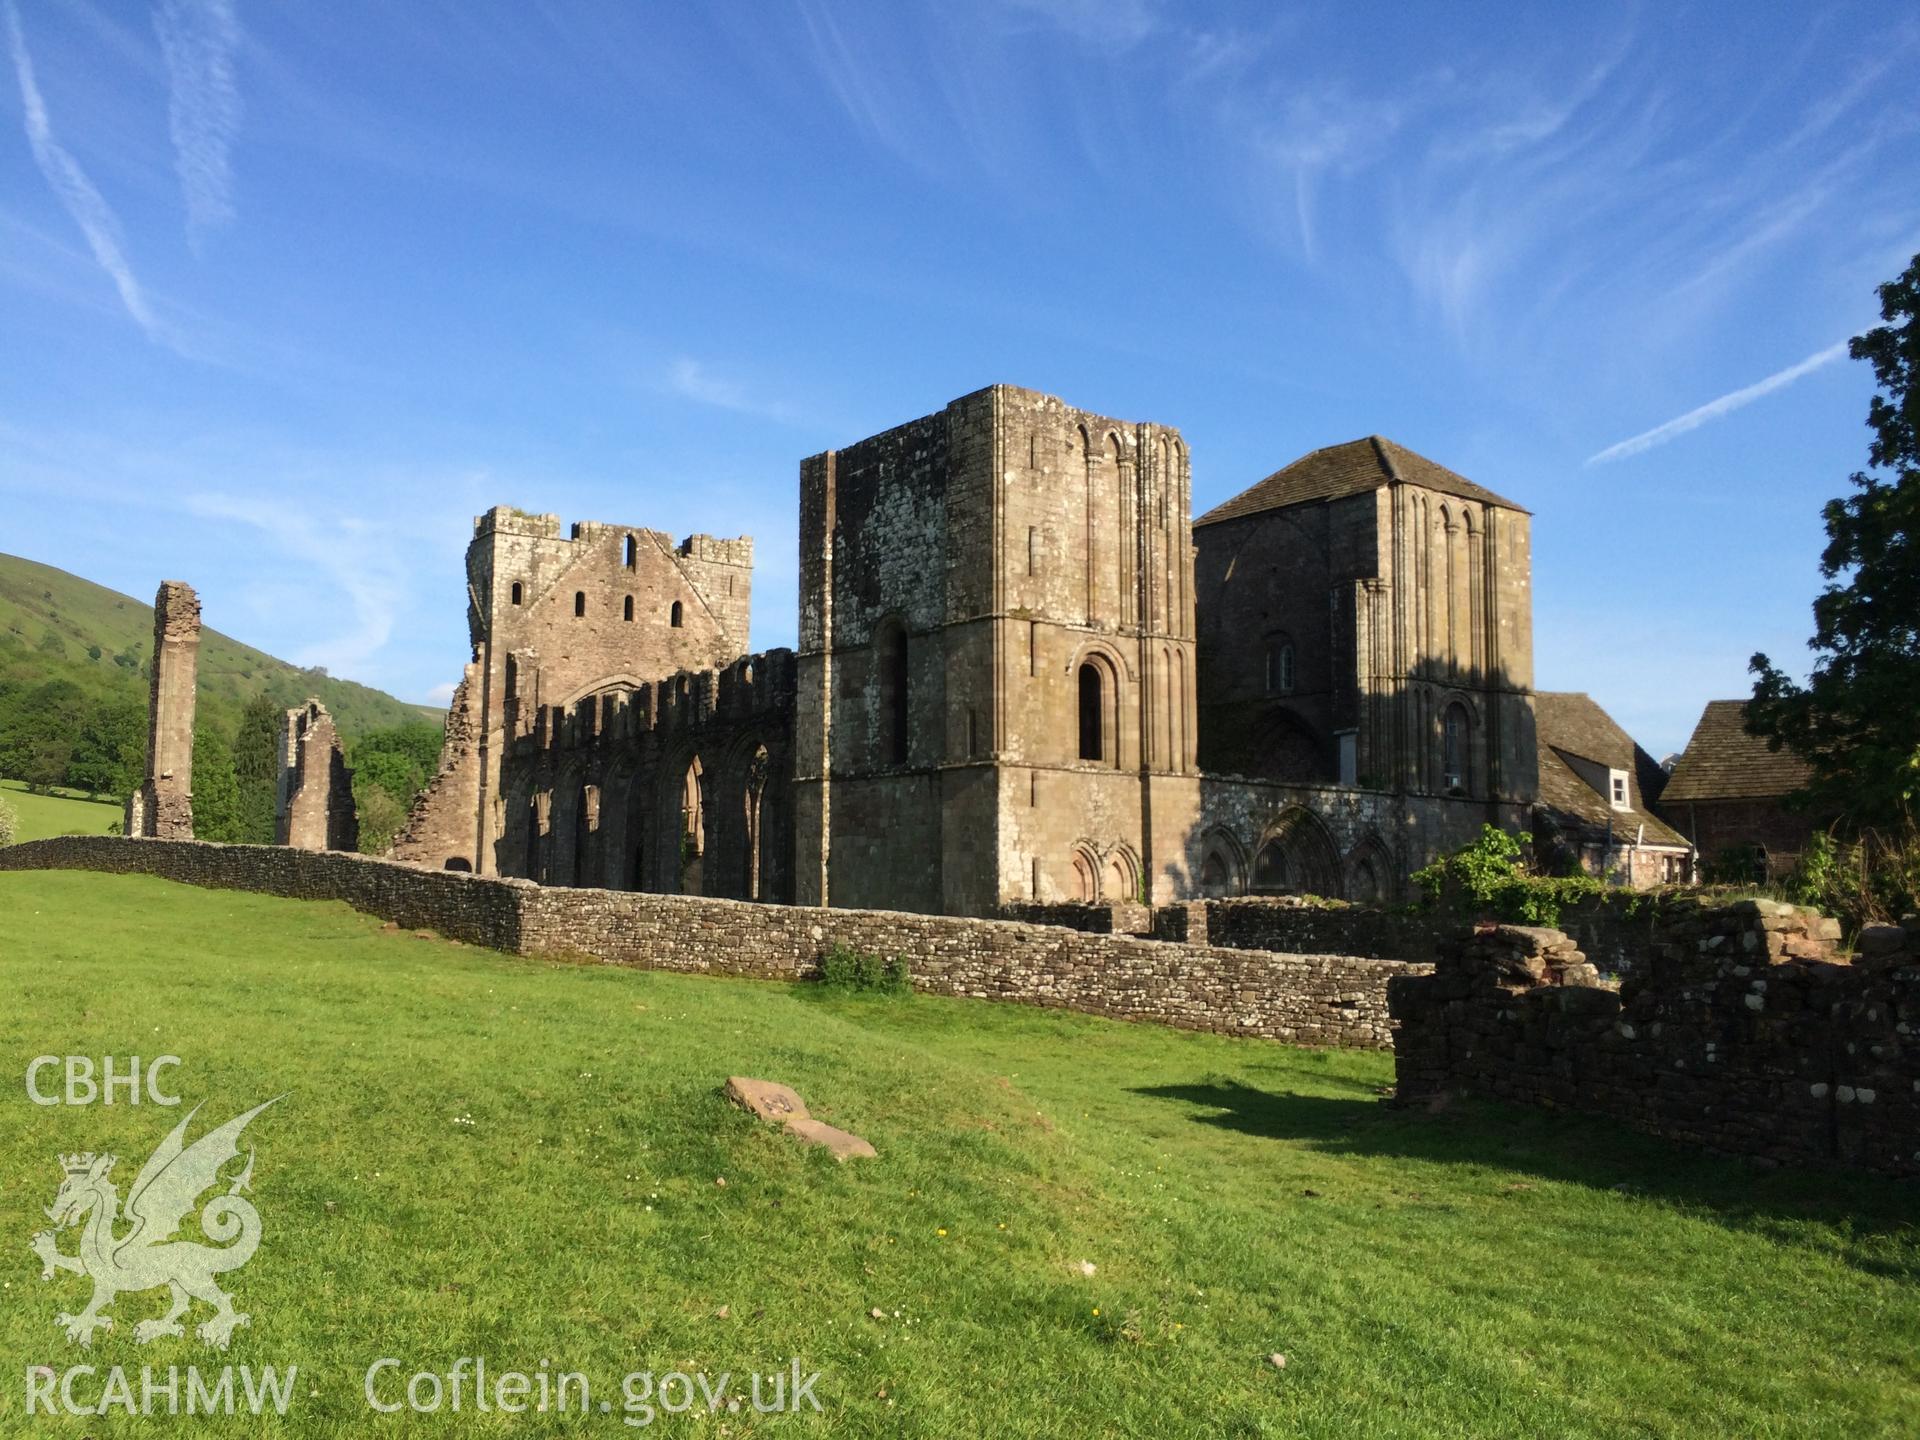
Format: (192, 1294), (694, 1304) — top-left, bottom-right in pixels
(817, 942), (911, 995)
(1785, 821), (1920, 932)
(1412, 823), (1606, 928)
(0, 794), (16, 847)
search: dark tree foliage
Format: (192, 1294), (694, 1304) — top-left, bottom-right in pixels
(1750, 253), (1920, 824)
(67, 698), (146, 798)
(0, 679), (89, 790)
(191, 722), (243, 843)
(231, 693), (283, 846)
(347, 721), (444, 853)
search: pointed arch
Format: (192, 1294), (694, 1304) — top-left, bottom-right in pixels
(1251, 807), (1344, 898)
(1345, 831), (1396, 903)
(1198, 828), (1247, 897)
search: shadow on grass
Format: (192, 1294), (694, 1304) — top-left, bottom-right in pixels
(1132, 1080), (1920, 1275)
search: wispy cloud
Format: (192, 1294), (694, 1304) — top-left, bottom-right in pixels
(663, 356), (807, 425)
(184, 492), (409, 676)
(1586, 338), (1852, 465)
(155, 0), (243, 241)
(3, 1), (157, 335)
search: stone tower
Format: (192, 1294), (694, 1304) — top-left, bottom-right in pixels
(795, 385), (1200, 915)
(1193, 436), (1537, 824)
(125, 580), (201, 840)
(450, 507), (753, 874)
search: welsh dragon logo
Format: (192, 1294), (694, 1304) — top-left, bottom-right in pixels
(30, 1098), (281, 1348)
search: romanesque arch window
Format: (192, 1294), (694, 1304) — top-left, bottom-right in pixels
(744, 745), (770, 901)
(574, 591), (586, 618)
(680, 758), (705, 895)
(624, 534), (637, 569)
(1264, 635), (1294, 695)
(1078, 662), (1105, 762)
(1443, 703), (1471, 796)
(510, 581), (524, 606)
(624, 595), (635, 622)
(670, 600), (684, 628)
(574, 785), (594, 888)
(1106, 848), (1138, 904)
(1070, 846), (1098, 902)
(504, 654), (517, 701)
(877, 624), (909, 765)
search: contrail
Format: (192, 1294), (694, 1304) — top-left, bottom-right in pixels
(1587, 338), (1852, 465)
(4, 0), (158, 334)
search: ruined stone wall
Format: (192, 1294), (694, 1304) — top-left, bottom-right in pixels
(1203, 892), (1666, 975)
(1389, 904), (1920, 1177)
(1, 837), (1422, 1050)
(461, 507), (753, 876)
(500, 650), (795, 903)
(275, 699), (358, 852)
(126, 581), (200, 839)
(390, 663), (484, 870)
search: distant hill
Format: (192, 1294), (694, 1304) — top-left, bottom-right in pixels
(0, 552), (439, 740)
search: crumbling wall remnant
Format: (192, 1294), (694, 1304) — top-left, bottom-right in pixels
(126, 580), (201, 840)
(276, 698), (358, 852)
(1389, 901), (1920, 1177)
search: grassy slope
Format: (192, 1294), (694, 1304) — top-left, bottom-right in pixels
(0, 552), (439, 738)
(1, 871), (1915, 1438)
(0, 780), (120, 841)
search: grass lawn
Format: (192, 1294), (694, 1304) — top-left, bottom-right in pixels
(1, 779), (120, 843)
(2, 870), (1916, 1437)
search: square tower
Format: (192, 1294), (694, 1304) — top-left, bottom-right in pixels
(794, 385), (1200, 916)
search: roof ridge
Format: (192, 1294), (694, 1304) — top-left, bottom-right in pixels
(1368, 435), (1401, 483)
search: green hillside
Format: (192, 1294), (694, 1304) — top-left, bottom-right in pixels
(0, 551), (437, 738)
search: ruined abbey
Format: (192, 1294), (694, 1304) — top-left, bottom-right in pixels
(388, 384), (1545, 915)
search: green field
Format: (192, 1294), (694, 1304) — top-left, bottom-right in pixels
(2, 870), (1916, 1437)
(1, 779), (121, 843)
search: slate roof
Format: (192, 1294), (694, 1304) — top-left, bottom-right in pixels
(1660, 700), (1813, 803)
(1533, 691), (1690, 848)
(1195, 436), (1526, 528)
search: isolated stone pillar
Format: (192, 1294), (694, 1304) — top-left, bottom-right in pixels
(127, 581), (201, 839)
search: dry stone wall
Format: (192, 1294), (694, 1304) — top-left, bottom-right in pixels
(1390, 902), (1920, 1177)
(0, 837), (1419, 1050)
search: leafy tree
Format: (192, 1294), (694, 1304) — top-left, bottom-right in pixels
(231, 694), (282, 845)
(1750, 252), (1920, 823)
(67, 699), (146, 798)
(346, 721), (443, 853)
(191, 723), (243, 842)
(0, 679), (88, 790)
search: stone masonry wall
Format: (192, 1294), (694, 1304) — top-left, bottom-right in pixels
(1204, 892), (1669, 978)
(0, 837), (1422, 1049)
(276, 699), (359, 852)
(1389, 902), (1920, 1177)
(126, 580), (200, 840)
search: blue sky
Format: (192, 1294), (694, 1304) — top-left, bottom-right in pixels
(3, 1), (1915, 757)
